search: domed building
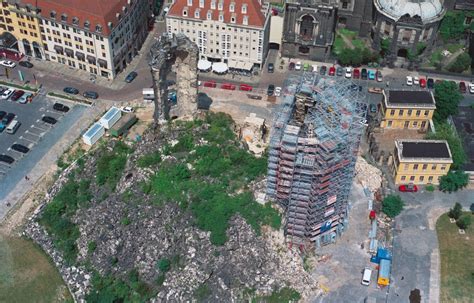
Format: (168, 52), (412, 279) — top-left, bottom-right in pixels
(372, 0), (446, 66)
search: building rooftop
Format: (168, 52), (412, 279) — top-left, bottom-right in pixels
(397, 140), (451, 159)
(17, 0), (138, 36)
(375, 0), (445, 23)
(387, 90), (435, 106)
(167, 0), (267, 27)
(83, 122), (104, 138)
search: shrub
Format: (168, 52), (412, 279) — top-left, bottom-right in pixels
(425, 185), (435, 192)
(439, 171), (469, 193)
(121, 217), (131, 226)
(448, 202), (463, 220)
(194, 284), (211, 301)
(96, 142), (132, 189)
(382, 195), (404, 218)
(88, 241), (97, 254)
(456, 214), (472, 230)
(157, 258), (171, 273)
(255, 287), (301, 303)
(137, 151), (162, 168)
(448, 52), (472, 73)
(155, 274), (165, 286)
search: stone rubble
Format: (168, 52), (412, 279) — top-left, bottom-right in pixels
(354, 156), (383, 193)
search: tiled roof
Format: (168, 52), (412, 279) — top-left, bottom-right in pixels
(167, 0), (267, 28)
(18, 0), (141, 36)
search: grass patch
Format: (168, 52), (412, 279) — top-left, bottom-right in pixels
(446, 44), (464, 54)
(137, 151), (162, 168)
(430, 49), (444, 66)
(333, 35), (345, 55)
(437, 212), (474, 302)
(96, 141), (133, 190)
(0, 235), (72, 302)
(253, 287), (301, 303)
(352, 38), (365, 50)
(0, 80), (38, 92)
(47, 92), (93, 105)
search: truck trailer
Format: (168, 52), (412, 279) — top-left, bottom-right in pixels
(377, 258), (391, 286)
(109, 113), (137, 137)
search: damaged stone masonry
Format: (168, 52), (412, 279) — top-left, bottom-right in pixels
(267, 73), (367, 250)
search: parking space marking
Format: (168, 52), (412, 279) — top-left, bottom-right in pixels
(0, 162), (11, 169)
(7, 148), (25, 159)
(30, 123), (49, 132)
(20, 134), (39, 144)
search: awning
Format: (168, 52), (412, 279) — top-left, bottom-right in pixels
(75, 51), (85, 60)
(98, 58), (107, 68)
(212, 62), (228, 73)
(197, 59), (212, 71)
(54, 45), (63, 53)
(227, 61), (237, 69)
(242, 62), (253, 71)
(64, 48), (73, 56)
(87, 55), (96, 64)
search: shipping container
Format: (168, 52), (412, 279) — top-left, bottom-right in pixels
(99, 106), (122, 129)
(109, 113), (138, 137)
(82, 122), (105, 146)
(143, 88), (154, 100)
(377, 259), (391, 286)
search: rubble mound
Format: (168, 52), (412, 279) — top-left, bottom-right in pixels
(26, 113), (319, 302)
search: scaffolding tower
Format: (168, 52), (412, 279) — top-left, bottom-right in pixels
(267, 73), (367, 250)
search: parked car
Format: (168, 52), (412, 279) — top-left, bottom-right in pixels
(311, 64), (318, 72)
(361, 68), (368, 80)
(406, 76), (413, 86)
(427, 78), (434, 89)
(239, 84), (253, 91)
(0, 88), (14, 100)
(267, 84), (275, 96)
(303, 63), (310, 71)
(10, 90), (24, 101)
(413, 76), (420, 85)
(368, 70), (376, 80)
(19, 61), (33, 68)
(63, 87), (79, 95)
(274, 86), (282, 96)
(0, 113), (15, 132)
(345, 67), (352, 78)
(469, 82), (474, 94)
(53, 102), (70, 112)
(419, 78), (426, 88)
(221, 83), (236, 90)
(353, 68), (360, 79)
(288, 62), (295, 71)
(369, 103), (377, 113)
(267, 63), (274, 73)
(0, 154), (14, 164)
(0, 60), (16, 68)
(120, 106), (134, 113)
(329, 66), (336, 76)
(0, 87), (6, 94)
(459, 81), (467, 93)
(125, 71), (138, 83)
(295, 61), (302, 71)
(320, 65), (327, 75)
(399, 184), (418, 192)
(83, 91), (99, 99)
(18, 92), (32, 104)
(11, 144), (29, 154)
(0, 111), (6, 120)
(336, 66), (343, 77)
(368, 87), (383, 94)
(203, 81), (217, 88)
(376, 70), (383, 82)
(42, 116), (57, 124)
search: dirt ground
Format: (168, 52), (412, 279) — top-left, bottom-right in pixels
(372, 128), (426, 155)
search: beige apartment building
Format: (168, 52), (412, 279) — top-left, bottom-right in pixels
(166, 0), (271, 70)
(0, 0), (151, 79)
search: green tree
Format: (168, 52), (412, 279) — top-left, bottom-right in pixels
(380, 38), (391, 57)
(426, 123), (466, 169)
(448, 52), (472, 73)
(439, 170), (469, 192)
(448, 202), (463, 220)
(439, 11), (468, 41)
(337, 48), (363, 66)
(157, 258), (171, 273)
(382, 195), (405, 218)
(433, 81), (463, 123)
(456, 214), (472, 230)
(470, 203), (474, 214)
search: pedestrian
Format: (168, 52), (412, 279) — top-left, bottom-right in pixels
(25, 175), (29, 181)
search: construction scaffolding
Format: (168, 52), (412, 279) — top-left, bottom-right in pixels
(267, 73), (367, 250)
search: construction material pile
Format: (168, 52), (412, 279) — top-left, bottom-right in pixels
(240, 113), (267, 156)
(355, 156), (382, 193)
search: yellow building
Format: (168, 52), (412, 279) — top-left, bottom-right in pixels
(380, 90), (436, 131)
(391, 139), (452, 185)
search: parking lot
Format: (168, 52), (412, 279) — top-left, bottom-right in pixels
(0, 89), (86, 201)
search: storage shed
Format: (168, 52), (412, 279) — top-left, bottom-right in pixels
(109, 113), (138, 137)
(99, 107), (121, 129)
(82, 122), (105, 146)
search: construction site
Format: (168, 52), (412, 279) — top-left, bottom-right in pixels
(266, 73), (367, 250)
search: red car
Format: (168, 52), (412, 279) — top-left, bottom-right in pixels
(353, 68), (360, 79)
(10, 90), (24, 101)
(459, 81), (467, 93)
(399, 184), (418, 192)
(221, 83), (236, 90)
(329, 66), (336, 76)
(203, 81), (217, 88)
(419, 78), (426, 88)
(239, 84), (253, 91)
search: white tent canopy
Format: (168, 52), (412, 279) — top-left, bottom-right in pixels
(212, 62), (228, 73)
(197, 59), (212, 71)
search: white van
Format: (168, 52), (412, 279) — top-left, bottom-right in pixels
(6, 120), (20, 134)
(361, 267), (372, 286)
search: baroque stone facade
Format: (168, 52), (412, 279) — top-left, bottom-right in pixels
(281, 0), (372, 61)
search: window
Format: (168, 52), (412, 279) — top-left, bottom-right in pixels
(218, 1), (223, 10)
(183, 9), (187, 17)
(50, 10), (56, 18)
(342, 1), (349, 9)
(390, 110), (395, 116)
(422, 164), (427, 171)
(428, 176), (433, 182)
(219, 13), (223, 22)
(399, 109), (404, 116)
(72, 17), (79, 25)
(441, 165), (447, 170)
(195, 9), (200, 18)
(242, 4), (247, 14)
(61, 14), (67, 22)
(419, 176), (424, 182)
(231, 16), (235, 23)
(187, 0), (193, 6)
(424, 110), (429, 116)
(401, 176), (406, 181)
(243, 15), (248, 25)
(407, 109), (412, 116)
(404, 164), (409, 171)
(387, 120), (392, 128)
(410, 176), (415, 181)
(432, 164), (437, 170)
(421, 121), (426, 129)
(413, 121), (418, 127)
(207, 11), (212, 20)
(229, 3), (234, 12)
(416, 110), (421, 116)
(413, 164), (419, 170)
(84, 20), (90, 28)
(95, 24), (102, 32)
(211, 0), (216, 9)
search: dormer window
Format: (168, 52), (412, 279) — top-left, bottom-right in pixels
(50, 10), (56, 19)
(108, 21), (113, 29)
(116, 13), (121, 20)
(243, 15), (248, 25)
(95, 24), (102, 32)
(61, 13), (67, 22)
(72, 17), (79, 25)
(183, 8), (188, 17)
(207, 10), (212, 20)
(187, 0), (192, 6)
(229, 2), (234, 12)
(218, 0), (223, 11)
(230, 14), (236, 24)
(195, 9), (200, 18)
(199, 0), (204, 8)
(84, 20), (90, 29)
(219, 13), (224, 22)
(211, 0), (216, 9)
(242, 4), (247, 14)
